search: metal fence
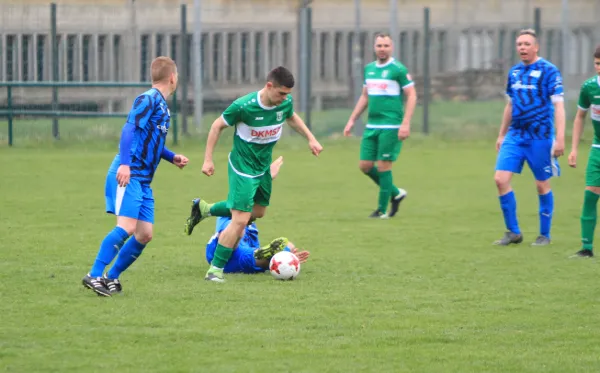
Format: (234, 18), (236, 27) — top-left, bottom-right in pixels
(1, 0), (599, 144)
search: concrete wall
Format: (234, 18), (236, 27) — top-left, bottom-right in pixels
(1, 0), (599, 111)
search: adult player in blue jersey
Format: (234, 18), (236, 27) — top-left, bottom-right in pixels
(82, 57), (189, 297)
(494, 29), (565, 246)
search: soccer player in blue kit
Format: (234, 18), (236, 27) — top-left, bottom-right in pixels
(82, 57), (189, 297)
(205, 218), (310, 275)
(494, 29), (566, 246)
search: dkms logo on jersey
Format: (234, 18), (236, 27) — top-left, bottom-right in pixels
(366, 82), (388, 90)
(251, 126), (281, 138)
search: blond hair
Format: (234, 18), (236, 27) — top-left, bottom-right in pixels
(151, 56), (177, 83)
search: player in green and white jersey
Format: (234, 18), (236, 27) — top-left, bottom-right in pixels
(187, 66), (323, 282)
(568, 45), (600, 258)
(344, 33), (417, 219)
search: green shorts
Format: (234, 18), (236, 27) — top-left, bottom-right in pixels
(359, 128), (403, 162)
(226, 162), (272, 212)
(586, 147), (600, 187)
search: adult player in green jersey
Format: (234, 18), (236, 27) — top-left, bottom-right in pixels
(343, 33), (417, 219)
(568, 45), (600, 258)
(194, 66), (323, 282)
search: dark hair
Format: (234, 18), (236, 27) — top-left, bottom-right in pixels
(594, 44), (600, 59)
(267, 66), (295, 88)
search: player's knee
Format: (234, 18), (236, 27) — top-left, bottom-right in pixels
(494, 173), (510, 190)
(586, 186), (600, 194)
(535, 180), (551, 194)
(359, 162), (373, 173)
(117, 222), (136, 236)
(230, 217), (250, 234)
(377, 161), (393, 172)
(135, 231), (153, 244)
(252, 210), (265, 219)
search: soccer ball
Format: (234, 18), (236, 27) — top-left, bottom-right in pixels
(269, 251), (301, 280)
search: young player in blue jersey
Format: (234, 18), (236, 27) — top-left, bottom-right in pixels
(494, 29), (566, 246)
(205, 217), (310, 275)
(82, 57), (189, 297)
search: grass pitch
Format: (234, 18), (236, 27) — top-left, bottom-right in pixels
(1, 134), (600, 372)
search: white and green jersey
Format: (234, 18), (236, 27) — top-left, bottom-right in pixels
(578, 76), (600, 146)
(363, 58), (414, 129)
(221, 90), (294, 177)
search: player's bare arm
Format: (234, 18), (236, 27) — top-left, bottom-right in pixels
(286, 113), (323, 156)
(202, 116), (229, 176)
(569, 108), (588, 167)
(399, 85), (417, 140)
(344, 87), (369, 136)
(496, 100), (513, 152)
(552, 99), (566, 157)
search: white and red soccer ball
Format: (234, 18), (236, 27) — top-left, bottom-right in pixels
(269, 251), (300, 280)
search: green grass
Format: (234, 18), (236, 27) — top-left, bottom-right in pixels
(1, 136), (600, 372)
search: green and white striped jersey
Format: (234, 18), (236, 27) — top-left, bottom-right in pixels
(221, 90), (294, 177)
(363, 58), (414, 129)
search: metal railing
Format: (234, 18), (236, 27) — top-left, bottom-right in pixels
(0, 81), (178, 146)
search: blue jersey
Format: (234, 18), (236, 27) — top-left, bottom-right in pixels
(505, 58), (563, 140)
(206, 217), (263, 274)
(109, 88), (171, 182)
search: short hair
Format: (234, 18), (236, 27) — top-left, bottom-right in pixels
(151, 56), (177, 83)
(518, 28), (538, 42)
(374, 32), (391, 40)
(267, 66), (295, 88)
(594, 44), (600, 59)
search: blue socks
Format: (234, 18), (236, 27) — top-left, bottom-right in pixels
(499, 191), (521, 235)
(499, 190), (554, 238)
(539, 191), (554, 238)
(90, 227), (130, 277)
(106, 236), (146, 279)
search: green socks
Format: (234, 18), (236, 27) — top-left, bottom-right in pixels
(364, 166), (400, 198)
(378, 170), (394, 214)
(209, 201), (231, 217)
(581, 190), (599, 250)
(365, 167), (380, 185)
(211, 243), (234, 269)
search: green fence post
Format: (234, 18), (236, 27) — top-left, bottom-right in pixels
(534, 8), (541, 38)
(51, 3), (60, 140)
(172, 89), (178, 146)
(180, 4), (189, 136)
(422, 7), (431, 135)
(7, 86), (13, 146)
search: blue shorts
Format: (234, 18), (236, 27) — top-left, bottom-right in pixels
(495, 138), (560, 181)
(104, 171), (155, 223)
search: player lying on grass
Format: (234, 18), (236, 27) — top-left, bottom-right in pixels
(205, 218), (310, 274)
